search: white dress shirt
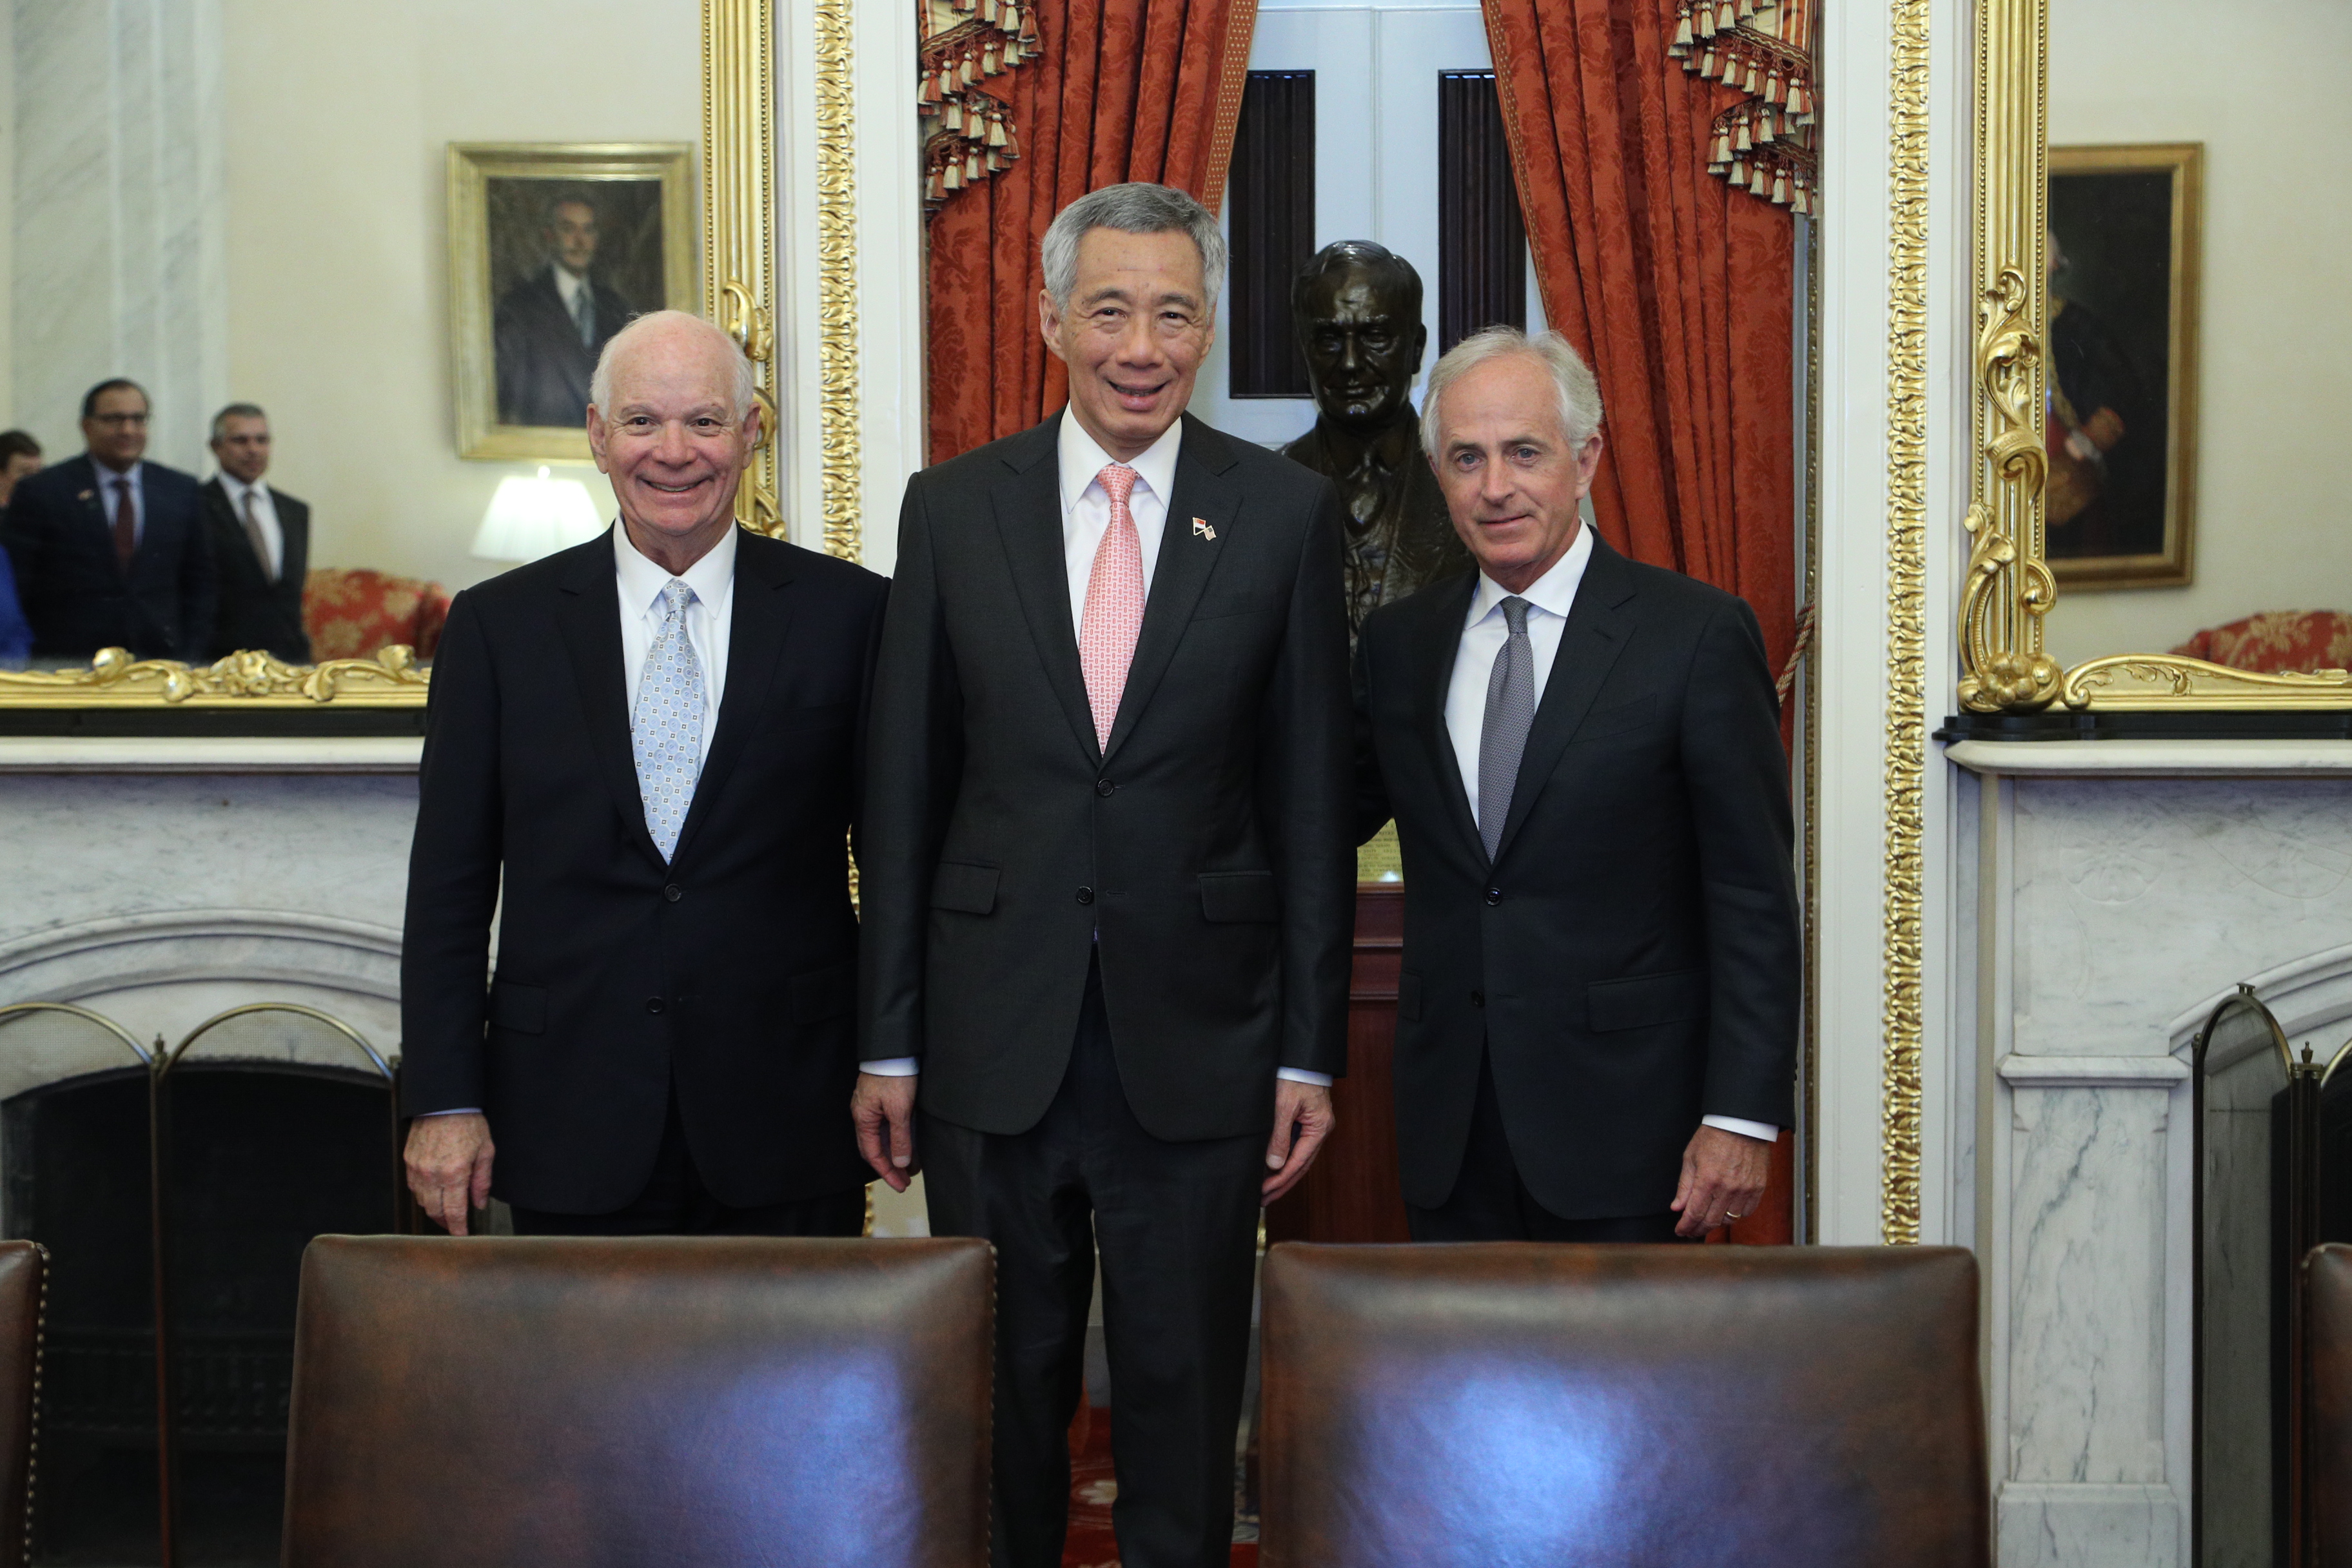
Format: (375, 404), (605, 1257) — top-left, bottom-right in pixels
(216, 473), (284, 579)
(1444, 524), (1776, 1144)
(95, 461), (144, 549)
(864, 414), (1328, 1088)
(422, 521), (741, 1119)
(614, 518), (735, 769)
(551, 262), (591, 316)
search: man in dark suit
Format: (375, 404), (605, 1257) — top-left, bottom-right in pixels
(856, 183), (1353, 1568)
(494, 195), (634, 429)
(402, 309), (885, 1239)
(1, 379), (215, 662)
(1353, 327), (1798, 1243)
(201, 403), (311, 663)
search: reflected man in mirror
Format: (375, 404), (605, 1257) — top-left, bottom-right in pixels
(2044, 230), (2151, 558)
(0, 431), (40, 668)
(494, 194), (635, 429)
(0, 379), (215, 663)
(1280, 241), (1468, 638)
(202, 404), (311, 663)
(1353, 328), (1798, 1243)
(403, 310), (887, 1239)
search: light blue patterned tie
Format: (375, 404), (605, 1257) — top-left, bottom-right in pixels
(631, 580), (705, 861)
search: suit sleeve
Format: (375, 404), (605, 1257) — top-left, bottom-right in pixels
(177, 491), (218, 661)
(1680, 597), (1800, 1129)
(398, 590), (504, 1116)
(857, 480), (965, 1066)
(1259, 480), (1355, 1077)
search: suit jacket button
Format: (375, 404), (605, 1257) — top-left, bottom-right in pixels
(1485, 887), (1502, 906)
(664, 884), (683, 903)
(1470, 989), (1485, 1008)
(1095, 778), (1115, 797)
(645, 997), (666, 1015)
(1076, 887), (1095, 906)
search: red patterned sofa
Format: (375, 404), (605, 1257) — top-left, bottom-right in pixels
(2170, 611), (2352, 674)
(302, 569), (453, 662)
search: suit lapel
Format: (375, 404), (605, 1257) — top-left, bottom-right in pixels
(1413, 571), (1487, 867)
(669, 531), (794, 867)
(990, 415), (1102, 765)
(1102, 415), (1235, 763)
(1491, 536), (1638, 866)
(551, 534), (666, 871)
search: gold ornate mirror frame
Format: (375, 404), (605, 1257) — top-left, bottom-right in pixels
(0, 3), (787, 713)
(1962, 0), (2352, 714)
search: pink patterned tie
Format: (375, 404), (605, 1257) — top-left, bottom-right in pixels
(1078, 463), (1146, 751)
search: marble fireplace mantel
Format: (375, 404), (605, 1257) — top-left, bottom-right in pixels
(1948, 736), (2352, 1568)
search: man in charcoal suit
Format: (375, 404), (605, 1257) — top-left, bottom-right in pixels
(855, 182), (1354, 1568)
(1, 379), (215, 663)
(1352, 327), (1799, 1242)
(402, 310), (885, 1237)
(202, 403), (312, 663)
(494, 194), (636, 429)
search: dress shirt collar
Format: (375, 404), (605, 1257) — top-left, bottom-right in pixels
(613, 517), (738, 614)
(552, 262), (589, 307)
(1466, 519), (1595, 628)
(218, 473), (269, 509)
(93, 458), (142, 493)
(1056, 409), (1182, 515)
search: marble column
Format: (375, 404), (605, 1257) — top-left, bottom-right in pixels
(12, 0), (226, 469)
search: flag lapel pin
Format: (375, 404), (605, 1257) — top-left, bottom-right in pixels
(1191, 517), (1216, 542)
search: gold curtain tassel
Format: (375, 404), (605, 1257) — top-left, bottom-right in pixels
(987, 119), (1009, 146)
(1734, 119), (1753, 152)
(1771, 168), (1790, 204)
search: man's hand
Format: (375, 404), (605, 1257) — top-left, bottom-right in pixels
(852, 1072), (920, 1192)
(1670, 1122), (1772, 1238)
(404, 1113), (495, 1237)
(1262, 1081), (1335, 1204)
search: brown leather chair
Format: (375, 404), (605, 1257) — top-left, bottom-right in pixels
(2309, 1243), (2352, 1564)
(283, 1236), (992, 1568)
(1260, 1242), (1988, 1567)
(0, 1242), (43, 1560)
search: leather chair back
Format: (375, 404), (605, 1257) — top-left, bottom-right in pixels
(283, 1235), (992, 1568)
(0, 1242), (41, 1560)
(2309, 1243), (2352, 1564)
(1260, 1242), (1988, 1567)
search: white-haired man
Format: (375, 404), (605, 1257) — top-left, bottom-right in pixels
(1353, 326), (1799, 1244)
(402, 309), (888, 1237)
(856, 182), (1353, 1567)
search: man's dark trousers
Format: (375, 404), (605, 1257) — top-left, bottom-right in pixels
(923, 959), (1261, 1568)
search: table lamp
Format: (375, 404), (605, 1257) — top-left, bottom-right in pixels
(470, 467), (605, 562)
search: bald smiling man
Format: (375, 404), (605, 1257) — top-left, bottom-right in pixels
(401, 310), (888, 1237)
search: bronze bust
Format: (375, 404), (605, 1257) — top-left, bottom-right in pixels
(1280, 241), (1469, 636)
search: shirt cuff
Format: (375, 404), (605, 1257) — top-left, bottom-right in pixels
(1276, 1068), (1333, 1087)
(859, 1058), (920, 1077)
(418, 1108), (482, 1117)
(1701, 1114), (1779, 1142)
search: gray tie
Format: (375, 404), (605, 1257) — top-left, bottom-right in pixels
(631, 580), (706, 861)
(573, 281), (595, 346)
(1477, 596), (1536, 863)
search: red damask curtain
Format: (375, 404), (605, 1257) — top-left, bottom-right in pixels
(925, 0), (1259, 462)
(1484, 0), (1798, 680)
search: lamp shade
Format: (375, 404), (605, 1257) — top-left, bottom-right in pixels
(471, 467), (605, 562)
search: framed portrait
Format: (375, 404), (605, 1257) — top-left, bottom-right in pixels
(447, 142), (697, 462)
(2044, 142), (2202, 589)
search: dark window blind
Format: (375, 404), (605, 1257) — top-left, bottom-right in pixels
(1227, 70), (1316, 397)
(1438, 72), (1527, 354)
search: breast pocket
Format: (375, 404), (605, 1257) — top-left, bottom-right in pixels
(1569, 694), (1669, 747)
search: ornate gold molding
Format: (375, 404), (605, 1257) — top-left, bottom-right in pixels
(812, 0), (864, 562)
(1881, 0), (1930, 1247)
(705, 0), (786, 539)
(0, 647), (427, 709)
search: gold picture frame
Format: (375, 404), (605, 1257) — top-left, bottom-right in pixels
(1961, 0), (2352, 712)
(2044, 143), (2200, 593)
(447, 141), (698, 464)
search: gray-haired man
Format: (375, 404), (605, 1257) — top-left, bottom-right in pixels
(855, 182), (1354, 1568)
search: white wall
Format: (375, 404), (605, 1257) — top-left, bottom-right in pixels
(218, 0), (701, 593)
(2044, 0), (2352, 665)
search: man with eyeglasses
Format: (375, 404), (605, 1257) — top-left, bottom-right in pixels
(0, 378), (215, 663)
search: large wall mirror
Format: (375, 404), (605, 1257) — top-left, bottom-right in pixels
(0, 0), (714, 725)
(1961, 0), (2352, 718)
